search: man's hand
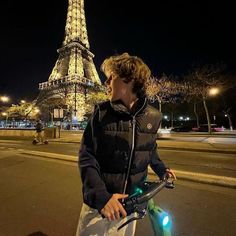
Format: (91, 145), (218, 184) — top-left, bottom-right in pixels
(101, 193), (128, 221)
(166, 168), (177, 180)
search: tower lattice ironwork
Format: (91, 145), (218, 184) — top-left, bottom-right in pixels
(38, 0), (103, 120)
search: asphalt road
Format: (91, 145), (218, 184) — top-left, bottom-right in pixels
(0, 150), (235, 236)
(0, 140), (235, 178)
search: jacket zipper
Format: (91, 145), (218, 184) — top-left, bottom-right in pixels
(122, 98), (147, 196)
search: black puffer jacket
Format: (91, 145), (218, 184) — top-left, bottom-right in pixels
(79, 97), (167, 212)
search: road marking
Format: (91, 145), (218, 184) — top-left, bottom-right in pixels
(18, 149), (77, 162)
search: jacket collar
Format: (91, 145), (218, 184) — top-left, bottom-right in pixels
(110, 97), (147, 116)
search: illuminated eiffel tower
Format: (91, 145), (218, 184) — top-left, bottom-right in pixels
(38, 0), (102, 120)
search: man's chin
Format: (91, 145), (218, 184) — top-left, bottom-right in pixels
(110, 96), (116, 102)
(110, 96), (121, 102)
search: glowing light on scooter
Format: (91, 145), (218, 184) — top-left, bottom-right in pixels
(135, 187), (143, 194)
(162, 215), (169, 226)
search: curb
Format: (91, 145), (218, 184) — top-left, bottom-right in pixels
(20, 149), (236, 189)
(148, 167), (236, 189)
(48, 140), (236, 155)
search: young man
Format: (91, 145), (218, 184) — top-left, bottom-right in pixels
(77, 53), (176, 236)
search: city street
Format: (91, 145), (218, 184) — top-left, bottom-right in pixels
(0, 150), (235, 236)
(0, 134), (236, 235)
(0, 139), (235, 178)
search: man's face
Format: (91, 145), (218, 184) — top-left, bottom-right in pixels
(105, 72), (133, 102)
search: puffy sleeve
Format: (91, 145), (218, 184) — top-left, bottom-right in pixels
(149, 143), (168, 179)
(79, 107), (112, 212)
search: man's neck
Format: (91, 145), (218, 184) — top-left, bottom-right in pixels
(122, 94), (138, 111)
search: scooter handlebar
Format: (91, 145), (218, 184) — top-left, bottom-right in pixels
(121, 174), (174, 216)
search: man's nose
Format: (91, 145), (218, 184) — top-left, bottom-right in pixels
(104, 77), (111, 86)
(104, 80), (109, 86)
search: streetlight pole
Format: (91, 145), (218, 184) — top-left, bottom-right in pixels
(207, 87), (221, 133)
(1, 112), (8, 128)
(0, 96), (10, 128)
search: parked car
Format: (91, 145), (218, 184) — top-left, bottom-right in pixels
(72, 121), (88, 130)
(170, 125), (193, 132)
(78, 121), (87, 130)
(192, 124), (225, 132)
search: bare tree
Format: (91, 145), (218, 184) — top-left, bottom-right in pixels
(146, 74), (181, 128)
(183, 64), (227, 133)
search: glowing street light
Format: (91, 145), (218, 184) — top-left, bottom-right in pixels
(209, 87), (220, 96)
(2, 112), (7, 116)
(34, 108), (40, 113)
(0, 96), (10, 103)
(21, 100), (26, 104)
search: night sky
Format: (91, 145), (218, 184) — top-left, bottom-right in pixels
(1, 0), (235, 102)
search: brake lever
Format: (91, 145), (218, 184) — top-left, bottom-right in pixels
(117, 174), (174, 231)
(117, 208), (146, 231)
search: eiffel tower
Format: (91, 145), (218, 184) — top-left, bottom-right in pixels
(38, 0), (102, 120)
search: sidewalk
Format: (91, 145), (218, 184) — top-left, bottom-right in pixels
(157, 139), (236, 154)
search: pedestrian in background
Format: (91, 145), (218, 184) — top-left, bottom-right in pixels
(77, 52), (176, 236)
(35, 119), (44, 143)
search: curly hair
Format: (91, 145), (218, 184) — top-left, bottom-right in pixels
(100, 53), (151, 97)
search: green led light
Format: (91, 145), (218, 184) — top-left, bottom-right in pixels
(135, 187), (143, 194)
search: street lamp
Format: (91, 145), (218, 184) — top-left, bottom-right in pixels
(0, 96), (10, 103)
(21, 100), (26, 104)
(34, 108), (40, 114)
(209, 87), (220, 96)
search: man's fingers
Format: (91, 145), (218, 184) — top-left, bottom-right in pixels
(101, 193), (129, 221)
(114, 208), (120, 220)
(170, 171), (177, 180)
(167, 169), (177, 180)
(117, 201), (127, 218)
(114, 193), (129, 200)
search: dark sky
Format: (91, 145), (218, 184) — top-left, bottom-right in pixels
(1, 0), (235, 102)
